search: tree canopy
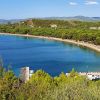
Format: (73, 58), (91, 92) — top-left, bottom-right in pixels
(0, 19), (100, 45)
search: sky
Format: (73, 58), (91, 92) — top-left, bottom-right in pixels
(0, 0), (100, 19)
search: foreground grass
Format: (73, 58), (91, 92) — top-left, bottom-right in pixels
(0, 66), (100, 100)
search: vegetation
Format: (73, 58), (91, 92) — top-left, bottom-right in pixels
(0, 65), (100, 100)
(0, 19), (100, 45)
(0, 20), (100, 99)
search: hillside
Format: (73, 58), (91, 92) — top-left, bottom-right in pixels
(0, 19), (100, 45)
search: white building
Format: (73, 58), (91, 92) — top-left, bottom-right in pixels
(29, 70), (34, 77)
(50, 24), (57, 29)
(66, 72), (100, 80)
(29, 25), (34, 28)
(98, 27), (100, 30)
(90, 27), (97, 30)
(21, 67), (34, 82)
(90, 27), (100, 30)
(86, 73), (100, 80)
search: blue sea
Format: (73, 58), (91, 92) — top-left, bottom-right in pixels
(0, 34), (100, 76)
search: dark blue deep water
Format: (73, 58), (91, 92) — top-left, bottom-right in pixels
(0, 34), (100, 76)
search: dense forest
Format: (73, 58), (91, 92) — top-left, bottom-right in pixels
(0, 19), (100, 45)
(0, 65), (100, 100)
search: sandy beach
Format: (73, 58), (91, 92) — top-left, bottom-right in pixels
(0, 33), (100, 52)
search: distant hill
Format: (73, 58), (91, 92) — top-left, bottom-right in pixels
(41, 16), (100, 21)
(0, 16), (100, 24)
(0, 19), (25, 24)
(0, 19), (9, 24)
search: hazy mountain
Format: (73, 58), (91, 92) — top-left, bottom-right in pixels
(41, 16), (100, 21)
(0, 16), (100, 24)
(0, 19), (25, 24)
(0, 19), (9, 24)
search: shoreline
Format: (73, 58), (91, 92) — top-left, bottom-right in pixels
(0, 32), (100, 53)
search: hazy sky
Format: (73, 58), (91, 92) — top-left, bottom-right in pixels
(0, 0), (100, 19)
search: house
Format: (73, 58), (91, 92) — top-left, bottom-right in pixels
(86, 73), (100, 80)
(98, 27), (100, 30)
(89, 27), (100, 30)
(90, 27), (97, 30)
(29, 25), (34, 28)
(50, 24), (57, 29)
(66, 72), (100, 80)
(80, 72), (100, 80)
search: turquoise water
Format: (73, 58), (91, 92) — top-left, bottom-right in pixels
(0, 34), (100, 76)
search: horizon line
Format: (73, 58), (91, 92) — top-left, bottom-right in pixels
(1, 16), (100, 20)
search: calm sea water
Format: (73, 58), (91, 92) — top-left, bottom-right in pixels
(0, 34), (100, 76)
